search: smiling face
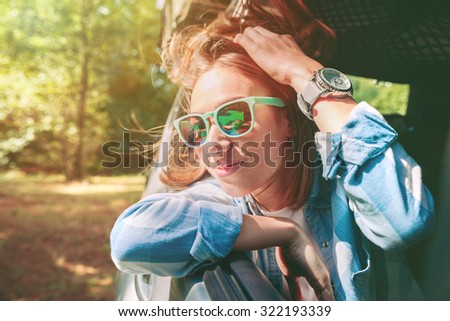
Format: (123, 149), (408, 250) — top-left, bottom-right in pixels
(190, 65), (293, 200)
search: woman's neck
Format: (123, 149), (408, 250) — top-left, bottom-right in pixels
(251, 167), (295, 212)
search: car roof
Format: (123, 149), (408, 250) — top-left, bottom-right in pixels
(160, 0), (449, 83)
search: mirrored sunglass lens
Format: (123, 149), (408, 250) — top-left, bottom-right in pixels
(178, 116), (207, 146)
(217, 102), (252, 136)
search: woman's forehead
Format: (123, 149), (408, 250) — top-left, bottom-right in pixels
(190, 66), (271, 113)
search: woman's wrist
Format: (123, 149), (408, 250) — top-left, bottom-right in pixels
(289, 63), (358, 132)
(311, 96), (358, 132)
(233, 214), (301, 251)
(289, 61), (323, 94)
(279, 218), (302, 248)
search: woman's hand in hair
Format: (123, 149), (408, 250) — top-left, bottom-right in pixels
(233, 26), (322, 94)
(234, 25), (358, 132)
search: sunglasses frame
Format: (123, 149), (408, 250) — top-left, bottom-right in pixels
(173, 96), (285, 148)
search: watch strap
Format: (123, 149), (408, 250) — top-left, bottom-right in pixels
(297, 68), (353, 121)
(297, 80), (323, 120)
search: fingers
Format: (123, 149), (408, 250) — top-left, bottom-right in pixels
(233, 25), (314, 89)
(246, 25), (275, 38)
(309, 268), (334, 300)
(234, 26), (272, 46)
(279, 240), (334, 301)
(306, 270), (334, 301)
(286, 276), (304, 301)
(304, 268), (334, 301)
(234, 26), (275, 44)
(233, 27), (271, 53)
(234, 26), (297, 54)
(233, 32), (258, 52)
(300, 245), (333, 295)
(318, 288), (335, 301)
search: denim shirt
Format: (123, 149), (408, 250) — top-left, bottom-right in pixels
(110, 102), (435, 300)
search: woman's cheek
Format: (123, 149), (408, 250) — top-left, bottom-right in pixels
(194, 149), (203, 163)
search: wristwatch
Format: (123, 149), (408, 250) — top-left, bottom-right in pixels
(297, 67), (353, 120)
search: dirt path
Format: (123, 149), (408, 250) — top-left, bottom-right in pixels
(0, 174), (144, 300)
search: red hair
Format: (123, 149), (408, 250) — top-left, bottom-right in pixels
(159, 0), (335, 209)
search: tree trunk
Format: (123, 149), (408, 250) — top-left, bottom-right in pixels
(73, 1), (90, 181)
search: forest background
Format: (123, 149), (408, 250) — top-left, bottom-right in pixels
(0, 0), (409, 300)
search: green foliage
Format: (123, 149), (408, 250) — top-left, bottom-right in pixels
(0, 0), (175, 178)
(349, 76), (410, 116)
(0, 1), (410, 178)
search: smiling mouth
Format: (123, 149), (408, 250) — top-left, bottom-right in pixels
(216, 161), (242, 170)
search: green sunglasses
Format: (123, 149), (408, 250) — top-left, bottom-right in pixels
(173, 96), (285, 148)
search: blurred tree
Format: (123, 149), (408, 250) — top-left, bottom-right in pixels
(0, 0), (175, 179)
(0, 1), (409, 179)
(350, 76), (409, 116)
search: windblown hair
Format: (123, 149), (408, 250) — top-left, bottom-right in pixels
(159, 0), (336, 209)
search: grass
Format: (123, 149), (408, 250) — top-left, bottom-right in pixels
(0, 171), (146, 300)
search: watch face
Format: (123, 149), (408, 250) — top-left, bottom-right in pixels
(319, 68), (352, 91)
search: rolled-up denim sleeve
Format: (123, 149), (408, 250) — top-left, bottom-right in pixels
(110, 181), (242, 277)
(315, 102), (398, 180)
(315, 102), (435, 250)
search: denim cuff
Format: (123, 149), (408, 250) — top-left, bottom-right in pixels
(315, 102), (398, 180)
(189, 201), (242, 262)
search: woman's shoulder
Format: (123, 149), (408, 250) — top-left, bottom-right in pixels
(188, 177), (236, 204)
(139, 176), (236, 207)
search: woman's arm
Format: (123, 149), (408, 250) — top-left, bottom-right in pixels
(235, 214), (334, 300)
(110, 181), (243, 277)
(234, 26), (358, 132)
(111, 180), (333, 299)
(314, 103), (435, 250)
(235, 26), (435, 250)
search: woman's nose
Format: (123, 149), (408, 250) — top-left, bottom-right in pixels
(205, 122), (232, 153)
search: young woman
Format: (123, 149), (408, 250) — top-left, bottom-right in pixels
(110, 2), (434, 300)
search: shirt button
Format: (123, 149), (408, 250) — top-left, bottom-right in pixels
(322, 240), (329, 248)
